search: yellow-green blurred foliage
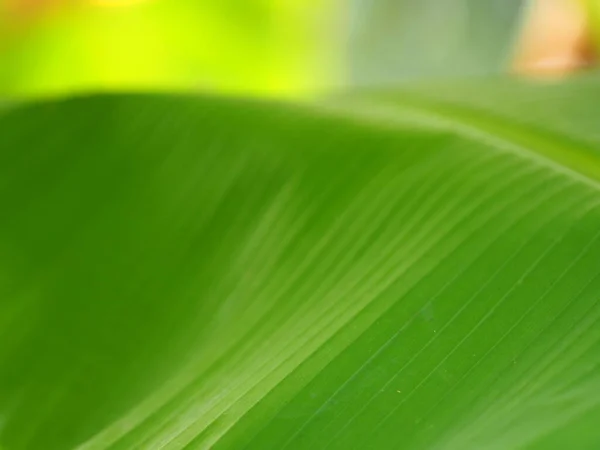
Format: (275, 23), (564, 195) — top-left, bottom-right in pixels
(0, 0), (341, 97)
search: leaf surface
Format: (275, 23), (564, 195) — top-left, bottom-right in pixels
(1, 77), (600, 449)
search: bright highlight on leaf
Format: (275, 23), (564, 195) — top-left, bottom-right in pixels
(1, 76), (600, 449)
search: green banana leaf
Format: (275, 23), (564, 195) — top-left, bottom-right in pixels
(2, 75), (600, 450)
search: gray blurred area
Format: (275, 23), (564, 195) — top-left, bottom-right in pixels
(348, 0), (527, 85)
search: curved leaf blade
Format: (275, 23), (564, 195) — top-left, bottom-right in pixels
(1, 80), (600, 449)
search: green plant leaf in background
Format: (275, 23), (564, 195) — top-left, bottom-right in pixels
(0, 0), (340, 98)
(0, 0), (532, 97)
(347, 0), (526, 85)
(1, 75), (600, 449)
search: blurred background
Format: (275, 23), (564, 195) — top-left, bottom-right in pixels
(0, 0), (598, 98)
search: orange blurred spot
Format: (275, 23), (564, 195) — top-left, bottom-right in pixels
(512, 0), (594, 78)
(4, 0), (64, 21)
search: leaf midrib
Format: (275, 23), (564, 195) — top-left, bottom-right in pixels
(333, 92), (600, 190)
